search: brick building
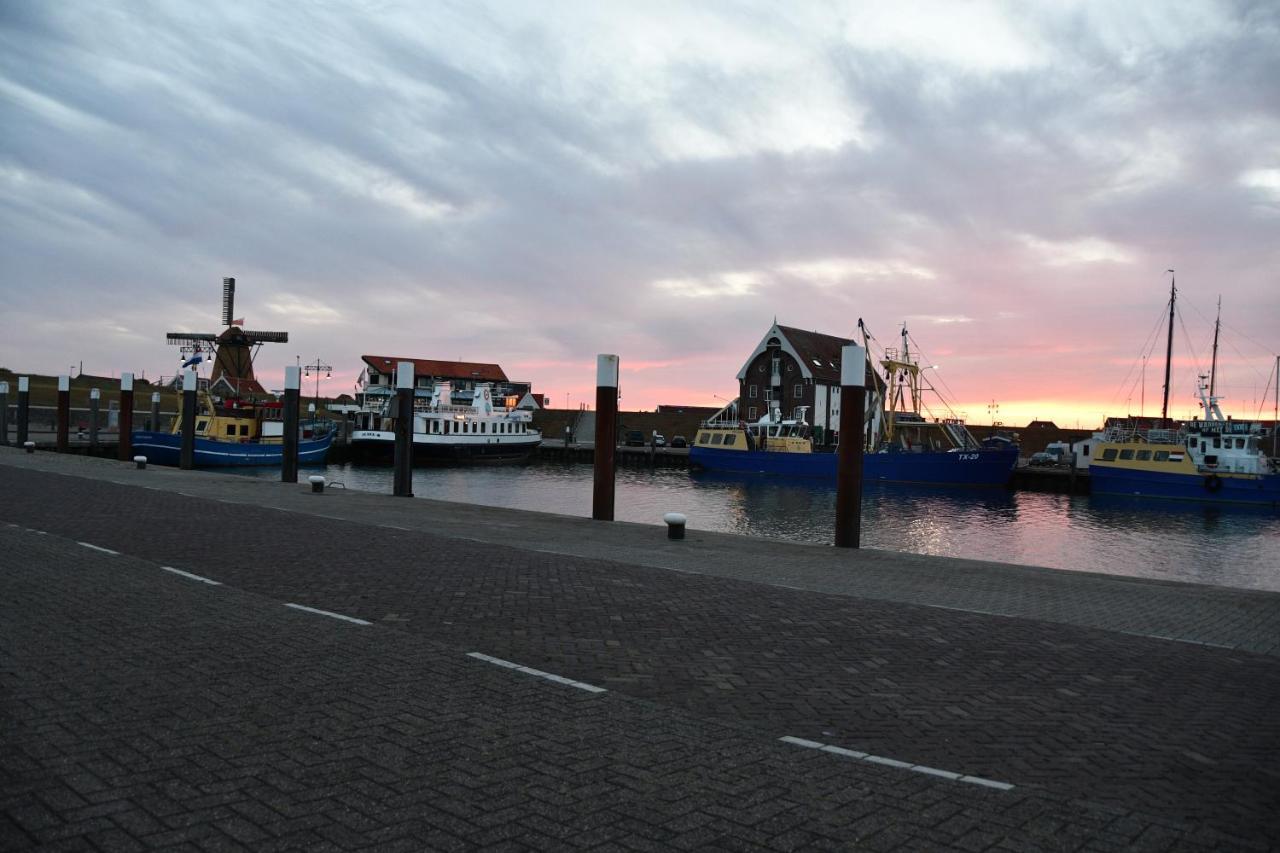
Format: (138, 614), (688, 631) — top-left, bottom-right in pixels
(735, 321), (884, 446)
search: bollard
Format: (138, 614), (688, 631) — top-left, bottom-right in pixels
(150, 391), (161, 432)
(24, 440), (35, 454)
(0, 381), (9, 446)
(179, 369), (197, 470)
(56, 375), (71, 452)
(117, 373), (134, 461)
(392, 361), (414, 497)
(89, 388), (101, 450)
(834, 345), (867, 548)
(663, 512), (687, 540)
(282, 366), (300, 483)
(309, 475), (326, 493)
(16, 376), (30, 446)
(134, 455), (147, 470)
(593, 354), (619, 521)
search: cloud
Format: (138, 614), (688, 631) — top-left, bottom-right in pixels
(1, 1), (1277, 421)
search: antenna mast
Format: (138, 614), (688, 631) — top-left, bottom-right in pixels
(1160, 270), (1176, 425)
(1208, 295), (1221, 399)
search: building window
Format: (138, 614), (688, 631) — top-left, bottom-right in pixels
(749, 385), (757, 398)
(764, 390), (772, 401)
(794, 384), (802, 398)
(748, 406), (757, 420)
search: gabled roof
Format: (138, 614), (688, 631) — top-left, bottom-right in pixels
(775, 325), (851, 385)
(361, 355), (508, 383)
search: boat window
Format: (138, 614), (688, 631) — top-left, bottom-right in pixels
(710, 433), (724, 445)
(226, 425), (237, 436)
(1100, 448), (1118, 461)
(1212, 437), (1221, 449)
(698, 433), (710, 445)
(1119, 449), (1135, 460)
(1154, 450), (1170, 461)
(723, 434), (737, 447)
(240, 424), (249, 436)
(1236, 438), (1245, 449)
(1082, 446), (1089, 456)
(1135, 450), (1152, 461)
(196, 419), (208, 433)
(481, 423), (487, 433)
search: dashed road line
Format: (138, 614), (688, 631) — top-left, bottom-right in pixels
(467, 652), (607, 694)
(779, 735), (1015, 791)
(284, 603), (371, 626)
(77, 542), (119, 555)
(160, 566), (222, 585)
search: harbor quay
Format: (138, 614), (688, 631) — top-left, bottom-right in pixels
(2, 450), (1278, 851)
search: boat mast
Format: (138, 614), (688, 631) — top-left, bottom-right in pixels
(1160, 270), (1176, 425)
(1274, 354), (1278, 458)
(1208, 295), (1221, 399)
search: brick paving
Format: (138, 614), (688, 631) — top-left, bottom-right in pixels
(2, 451), (1279, 850)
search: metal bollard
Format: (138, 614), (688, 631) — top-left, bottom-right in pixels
(309, 475), (326, 493)
(663, 512), (686, 540)
(134, 455), (147, 469)
(24, 440), (35, 454)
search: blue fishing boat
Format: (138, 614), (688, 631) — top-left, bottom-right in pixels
(1090, 379), (1279, 507)
(131, 392), (334, 467)
(691, 323), (1018, 486)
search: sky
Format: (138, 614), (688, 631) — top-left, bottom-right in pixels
(1, 0), (1278, 429)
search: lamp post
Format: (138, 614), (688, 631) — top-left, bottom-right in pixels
(302, 357), (333, 414)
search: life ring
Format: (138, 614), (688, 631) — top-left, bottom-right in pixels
(1203, 474), (1222, 493)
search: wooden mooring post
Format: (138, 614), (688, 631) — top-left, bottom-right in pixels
(0, 381), (9, 446)
(282, 366), (300, 483)
(392, 361), (414, 497)
(16, 377), (30, 446)
(592, 354), (619, 521)
(56, 375), (70, 452)
(117, 373), (134, 461)
(834, 345), (867, 549)
(179, 369), (196, 470)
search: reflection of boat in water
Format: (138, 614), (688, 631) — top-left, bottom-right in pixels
(691, 321), (1018, 486)
(1089, 281), (1278, 508)
(350, 380), (541, 463)
(132, 391), (334, 467)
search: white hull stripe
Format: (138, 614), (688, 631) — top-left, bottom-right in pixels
(779, 736), (1014, 790)
(284, 603), (371, 626)
(467, 652), (606, 693)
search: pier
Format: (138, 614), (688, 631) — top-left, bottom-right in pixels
(2, 446), (1278, 850)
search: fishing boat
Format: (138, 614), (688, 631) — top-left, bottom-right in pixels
(690, 323), (1019, 486)
(349, 380), (541, 462)
(1089, 279), (1278, 506)
(1089, 381), (1279, 506)
(132, 391), (334, 467)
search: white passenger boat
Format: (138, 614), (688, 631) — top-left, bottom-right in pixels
(350, 380), (541, 463)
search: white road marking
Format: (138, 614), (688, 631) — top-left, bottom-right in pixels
(467, 652), (607, 694)
(160, 566), (222, 585)
(779, 736), (1014, 790)
(78, 542), (118, 555)
(284, 603), (371, 626)
(381, 525), (412, 531)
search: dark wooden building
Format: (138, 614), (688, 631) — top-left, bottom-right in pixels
(735, 321), (883, 446)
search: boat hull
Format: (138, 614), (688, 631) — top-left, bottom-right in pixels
(130, 431), (334, 467)
(348, 430), (541, 464)
(690, 445), (1018, 486)
(1090, 465), (1280, 507)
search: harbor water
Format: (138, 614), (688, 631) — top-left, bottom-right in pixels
(233, 460), (1280, 592)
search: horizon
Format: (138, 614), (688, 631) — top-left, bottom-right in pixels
(2, 3), (1277, 428)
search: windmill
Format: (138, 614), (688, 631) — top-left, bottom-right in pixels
(166, 277), (289, 397)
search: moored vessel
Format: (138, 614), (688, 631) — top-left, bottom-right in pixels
(690, 322), (1018, 486)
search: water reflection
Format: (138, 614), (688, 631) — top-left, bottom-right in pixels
(227, 460), (1280, 591)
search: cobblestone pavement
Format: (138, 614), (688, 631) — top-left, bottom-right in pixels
(2, 453), (1279, 850)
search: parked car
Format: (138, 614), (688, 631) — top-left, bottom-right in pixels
(670, 435), (688, 448)
(624, 430), (646, 447)
(654, 434), (666, 447)
(1028, 451), (1057, 466)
